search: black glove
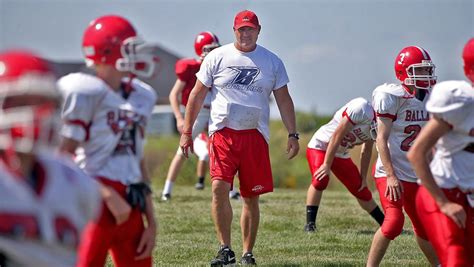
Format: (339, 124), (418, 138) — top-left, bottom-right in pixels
(126, 182), (152, 212)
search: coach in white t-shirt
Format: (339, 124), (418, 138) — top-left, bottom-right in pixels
(180, 10), (299, 266)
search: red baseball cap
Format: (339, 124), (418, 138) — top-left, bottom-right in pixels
(233, 10), (259, 30)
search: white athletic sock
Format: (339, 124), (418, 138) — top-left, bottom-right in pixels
(162, 180), (174, 195)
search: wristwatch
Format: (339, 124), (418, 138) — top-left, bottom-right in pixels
(288, 133), (300, 140)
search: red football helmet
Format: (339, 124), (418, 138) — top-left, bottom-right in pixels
(194, 32), (220, 58)
(0, 51), (60, 154)
(394, 46), (436, 90)
(82, 15), (159, 78)
(462, 38), (474, 84)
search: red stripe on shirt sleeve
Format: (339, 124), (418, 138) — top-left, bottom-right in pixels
(342, 108), (356, 125)
(376, 112), (397, 121)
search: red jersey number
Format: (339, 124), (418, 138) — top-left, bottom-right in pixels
(400, 125), (422, 152)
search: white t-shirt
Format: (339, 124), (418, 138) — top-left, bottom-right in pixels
(308, 97), (375, 158)
(426, 80), (474, 190)
(0, 152), (100, 267)
(59, 73), (157, 184)
(196, 43), (289, 142)
(372, 83), (430, 182)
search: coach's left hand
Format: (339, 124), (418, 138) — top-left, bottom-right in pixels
(286, 138), (299, 159)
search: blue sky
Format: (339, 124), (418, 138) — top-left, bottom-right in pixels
(0, 0), (472, 115)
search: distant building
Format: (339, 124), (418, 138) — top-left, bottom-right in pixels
(49, 44), (181, 135)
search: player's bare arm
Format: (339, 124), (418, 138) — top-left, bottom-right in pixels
(359, 139), (374, 191)
(169, 79), (187, 132)
(376, 117), (402, 201)
(59, 137), (80, 156)
(273, 85), (299, 159)
(314, 117), (353, 180)
(407, 116), (466, 228)
(180, 79), (209, 157)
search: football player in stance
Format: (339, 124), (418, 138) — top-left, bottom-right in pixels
(161, 31), (239, 201)
(304, 97), (384, 232)
(0, 51), (100, 266)
(367, 46), (438, 266)
(408, 38), (474, 267)
(58, 15), (158, 267)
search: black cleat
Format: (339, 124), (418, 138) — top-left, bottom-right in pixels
(229, 191), (240, 200)
(210, 246), (236, 267)
(161, 193), (171, 202)
(304, 222), (316, 233)
(240, 252), (256, 265)
(195, 182), (205, 190)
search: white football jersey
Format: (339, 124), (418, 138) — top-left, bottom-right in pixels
(0, 152), (100, 267)
(426, 80), (474, 190)
(372, 83), (430, 182)
(308, 97), (375, 158)
(196, 43), (289, 143)
(59, 73), (157, 184)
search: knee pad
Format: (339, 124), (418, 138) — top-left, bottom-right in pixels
(312, 176), (329, 191)
(353, 187), (373, 202)
(381, 208), (404, 240)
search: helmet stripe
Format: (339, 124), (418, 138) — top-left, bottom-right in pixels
(414, 46), (429, 60)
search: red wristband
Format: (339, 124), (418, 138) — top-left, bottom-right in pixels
(182, 131), (192, 136)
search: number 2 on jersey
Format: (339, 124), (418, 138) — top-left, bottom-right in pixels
(400, 124), (421, 151)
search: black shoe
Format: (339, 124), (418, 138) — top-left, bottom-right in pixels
(161, 193), (171, 201)
(210, 246), (236, 267)
(229, 191), (240, 200)
(240, 252), (256, 265)
(304, 222), (316, 233)
(195, 182), (205, 190)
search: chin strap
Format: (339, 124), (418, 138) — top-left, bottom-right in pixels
(121, 74), (136, 99)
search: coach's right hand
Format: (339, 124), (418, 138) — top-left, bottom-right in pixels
(179, 132), (194, 158)
(286, 137), (299, 160)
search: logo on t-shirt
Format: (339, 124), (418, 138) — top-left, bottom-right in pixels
(222, 67), (263, 93)
(230, 67), (259, 85)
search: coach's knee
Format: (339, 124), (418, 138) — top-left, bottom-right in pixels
(212, 180), (231, 200)
(380, 208), (404, 240)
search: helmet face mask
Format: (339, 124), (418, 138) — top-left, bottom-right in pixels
(82, 15), (159, 78)
(395, 46), (437, 90)
(404, 61), (436, 90)
(0, 51), (60, 155)
(116, 37), (160, 78)
(369, 119), (378, 140)
(194, 32), (220, 58)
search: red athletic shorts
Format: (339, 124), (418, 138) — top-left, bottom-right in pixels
(77, 177), (151, 267)
(416, 186), (474, 266)
(209, 127), (273, 198)
(306, 148), (372, 201)
(375, 177), (427, 240)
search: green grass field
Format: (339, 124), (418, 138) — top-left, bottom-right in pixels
(106, 118), (430, 266)
(133, 185), (429, 266)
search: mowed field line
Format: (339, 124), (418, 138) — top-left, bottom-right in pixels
(106, 186), (429, 266)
